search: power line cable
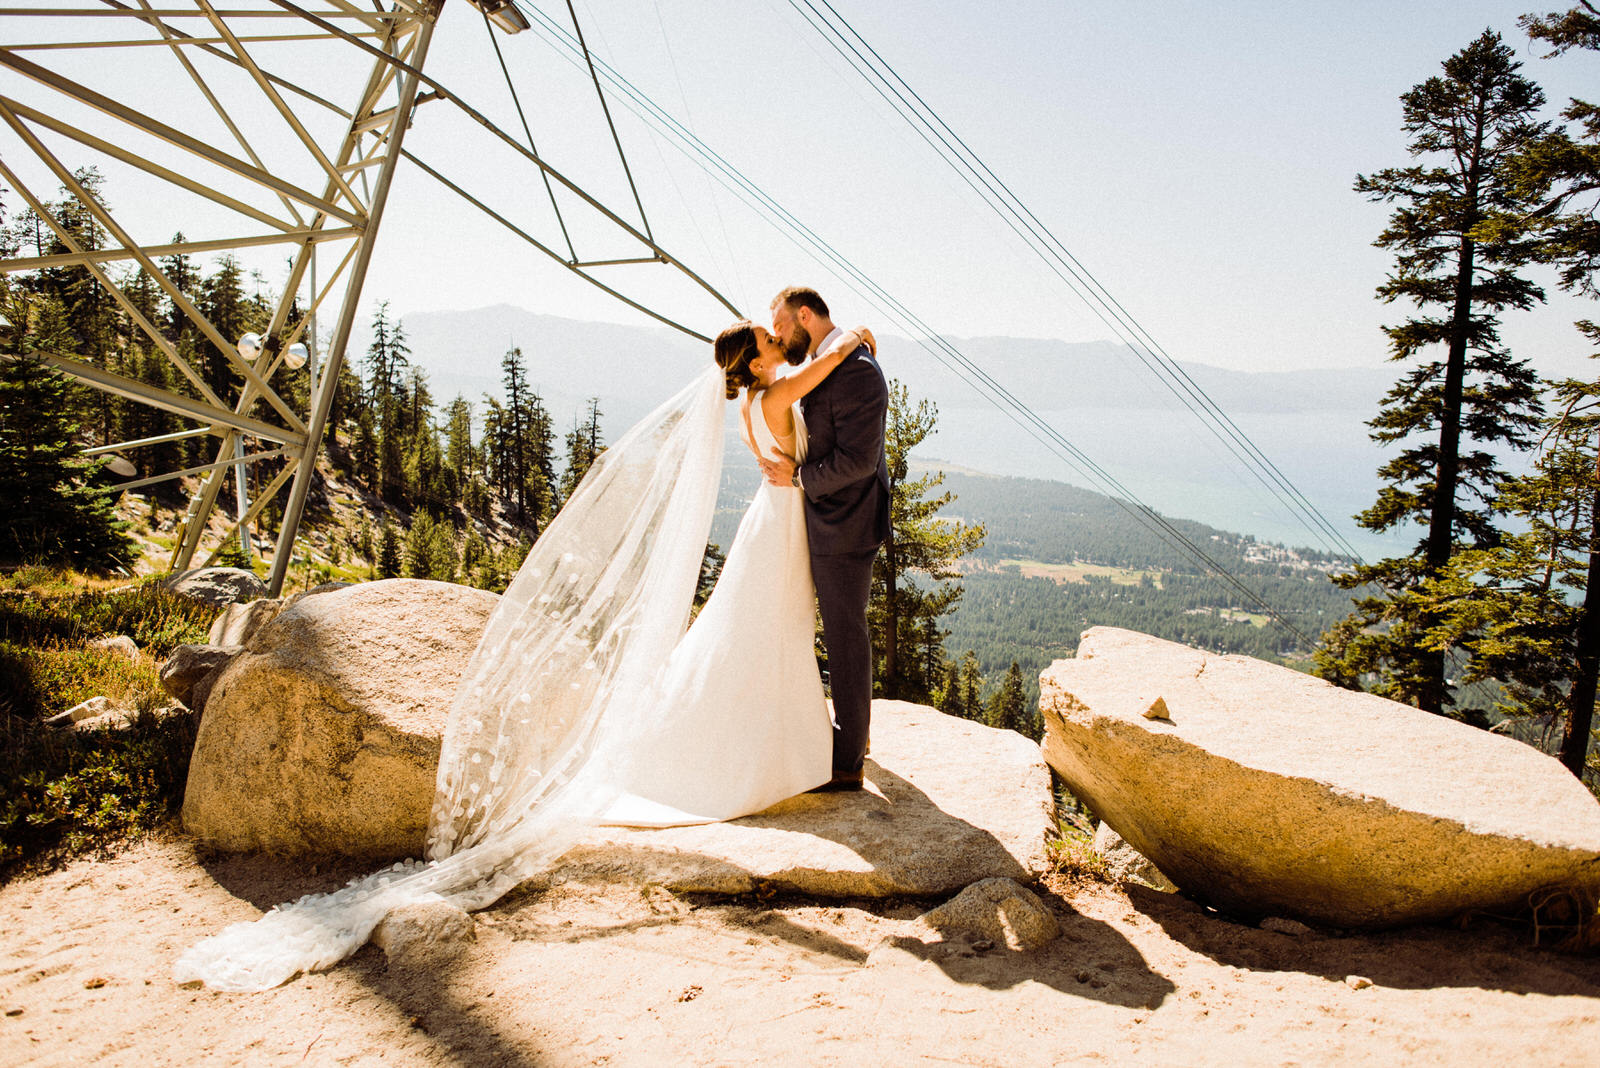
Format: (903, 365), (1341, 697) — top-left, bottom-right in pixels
(786, 0), (1365, 565)
(480, 8), (578, 263)
(514, 1), (1318, 648)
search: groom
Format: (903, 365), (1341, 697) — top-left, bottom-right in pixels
(759, 286), (891, 792)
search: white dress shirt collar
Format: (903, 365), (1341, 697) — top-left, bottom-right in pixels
(811, 325), (844, 362)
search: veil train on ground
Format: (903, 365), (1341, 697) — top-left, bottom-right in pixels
(173, 365), (726, 993)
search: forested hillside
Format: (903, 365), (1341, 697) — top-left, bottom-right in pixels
(922, 468), (1357, 709)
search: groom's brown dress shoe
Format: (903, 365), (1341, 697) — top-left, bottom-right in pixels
(808, 771), (864, 793)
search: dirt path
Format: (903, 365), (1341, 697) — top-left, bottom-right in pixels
(2, 838), (1597, 1066)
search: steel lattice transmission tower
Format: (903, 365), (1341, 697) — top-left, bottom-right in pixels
(2, 0), (727, 595)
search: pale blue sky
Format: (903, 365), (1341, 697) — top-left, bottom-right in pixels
(4, 1), (1597, 377)
(360, 0), (1598, 375)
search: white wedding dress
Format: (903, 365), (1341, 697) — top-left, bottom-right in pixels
(174, 366), (828, 992)
(606, 390), (832, 825)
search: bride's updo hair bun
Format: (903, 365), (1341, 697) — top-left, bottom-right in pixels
(714, 320), (759, 400)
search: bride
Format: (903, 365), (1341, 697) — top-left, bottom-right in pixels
(605, 319), (873, 825)
(174, 319), (875, 991)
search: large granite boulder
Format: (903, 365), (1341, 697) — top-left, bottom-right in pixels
(554, 701), (1053, 897)
(1041, 627), (1600, 928)
(164, 567), (267, 607)
(181, 579), (499, 859)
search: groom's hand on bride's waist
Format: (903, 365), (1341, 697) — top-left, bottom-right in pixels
(759, 447), (799, 488)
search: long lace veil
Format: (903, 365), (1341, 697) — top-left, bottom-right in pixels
(174, 365), (726, 992)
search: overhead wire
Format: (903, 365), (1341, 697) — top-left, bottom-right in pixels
(786, 0), (1366, 567)
(563, 0), (656, 246)
(513, 0), (1318, 648)
(480, 7), (578, 262)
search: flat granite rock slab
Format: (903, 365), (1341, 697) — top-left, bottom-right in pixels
(551, 701), (1054, 897)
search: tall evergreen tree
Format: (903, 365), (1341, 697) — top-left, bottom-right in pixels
(444, 395), (474, 499)
(1429, 5), (1600, 779)
(1317, 31), (1549, 716)
(985, 660), (1034, 738)
(375, 516), (403, 579)
(364, 302), (410, 503)
(198, 254), (249, 403)
(500, 346), (531, 524)
(0, 291), (133, 570)
(561, 397), (604, 499)
(871, 379), (985, 701)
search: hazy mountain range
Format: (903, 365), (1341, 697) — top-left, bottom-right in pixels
(354, 304), (1404, 557)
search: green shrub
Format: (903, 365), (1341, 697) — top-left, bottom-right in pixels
(0, 707), (199, 881)
(0, 575), (216, 656)
(0, 569), (216, 880)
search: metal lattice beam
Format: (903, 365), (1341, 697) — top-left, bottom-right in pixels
(0, 1), (440, 594)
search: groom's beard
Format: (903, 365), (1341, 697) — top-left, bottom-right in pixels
(782, 326), (810, 365)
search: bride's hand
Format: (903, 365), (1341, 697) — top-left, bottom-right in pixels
(855, 326), (877, 356)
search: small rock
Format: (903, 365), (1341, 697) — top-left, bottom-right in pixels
(1261, 916), (1315, 937)
(1093, 822), (1178, 893)
(159, 644), (240, 708)
(1142, 696), (1171, 721)
(371, 897), (476, 966)
(83, 977), (107, 990)
(207, 598), (284, 647)
(45, 696), (114, 729)
(1345, 975), (1373, 990)
(90, 635), (139, 660)
(71, 707), (141, 732)
(917, 877), (1059, 951)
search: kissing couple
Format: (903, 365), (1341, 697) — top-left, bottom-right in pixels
(175, 286), (892, 991)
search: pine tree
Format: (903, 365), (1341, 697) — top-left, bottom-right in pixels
(403, 509), (458, 581)
(159, 232), (198, 346)
(460, 525), (490, 588)
(1432, 5), (1600, 779)
(1317, 31), (1549, 716)
(871, 379), (985, 701)
(375, 516), (403, 579)
(0, 291), (133, 570)
(365, 303), (410, 503)
(936, 658), (964, 718)
(985, 660), (1033, 738)
(444, 395), (474, 500)
(500, 347), (531, 525)
(561, 397), (604, 499)
(199, 254), (249, 403)
(957, 650), (984, 724)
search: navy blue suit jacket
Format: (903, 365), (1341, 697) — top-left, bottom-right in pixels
(798, 345), (891, 557)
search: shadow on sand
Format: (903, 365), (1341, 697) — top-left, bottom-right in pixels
(1124, 882), (1600, 998)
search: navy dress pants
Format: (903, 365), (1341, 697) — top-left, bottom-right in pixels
(811, 545), (878, 776)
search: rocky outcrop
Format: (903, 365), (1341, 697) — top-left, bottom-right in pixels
(555, 702), (1054, 897)
(916, 877), (1059, 950)
(181, 579), (499, 860)
(164, 567), (267, 607)
(1040, 627), (1600, 928)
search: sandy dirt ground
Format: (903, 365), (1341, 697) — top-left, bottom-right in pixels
(2, 836), (1598, 1067)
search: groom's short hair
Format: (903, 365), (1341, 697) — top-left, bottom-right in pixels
(771, 286), (829, 319)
